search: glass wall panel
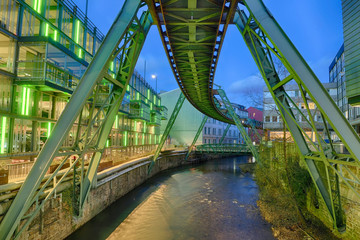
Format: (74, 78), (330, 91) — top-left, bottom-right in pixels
(0, 33), (15, 72)
(21, 9), (41, 36)
(0, 76), (11, 112)
(45, 0), (58, 27)
(17, 43), (45, 79)
(61, 8), (73, 37)
(13, 119), (32, 153)
(0, 0), (19, 34)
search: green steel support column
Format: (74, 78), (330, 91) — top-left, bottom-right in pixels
(243, 0), (360, 160)
(234, 8), (340, 229)
(78, 11), (153, 212)
(216, 89), (259, 161)
(0, 1), (142, 239)
(234, 0), (360, 230)
(219, 124), (231, 144)
(148, 92), (185, 174)
(185, 115), (208, 161)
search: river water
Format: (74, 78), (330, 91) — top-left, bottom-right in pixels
(67, 156), (274, 240)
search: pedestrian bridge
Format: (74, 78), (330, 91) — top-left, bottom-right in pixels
(196, 144), (252, 154)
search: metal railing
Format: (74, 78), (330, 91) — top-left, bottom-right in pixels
(195, 143), (252, 154)
(7, 162), (34, 182)
(17, 60), (80, 91)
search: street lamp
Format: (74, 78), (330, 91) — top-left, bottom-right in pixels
(151, 74), (157, 94)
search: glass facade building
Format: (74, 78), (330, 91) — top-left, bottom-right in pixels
(329, 44), (360, 132)
(342, 0), (360, 105)
(0, 0), (166, 164)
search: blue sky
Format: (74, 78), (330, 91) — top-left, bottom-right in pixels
(76, 0), (344, 107)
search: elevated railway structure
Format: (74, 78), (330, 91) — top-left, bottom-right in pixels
(1, 0), (360, 239)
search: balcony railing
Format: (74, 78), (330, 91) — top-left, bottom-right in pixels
(16, 60), (79, 92)
(129, 101), (150, 121)
(149, 111), (161, 126)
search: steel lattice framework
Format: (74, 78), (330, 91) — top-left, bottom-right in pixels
(1, 0), (360, 239)
(146, 0), (237, 123)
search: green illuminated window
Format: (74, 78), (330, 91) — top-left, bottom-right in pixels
(47, 122), (52, 138)
(75, 20), (80, 43)
(0, 117), (7, 154)
(115, 115), (119, 129)
(45, 23), (49, 36)
(135, 133), (138, 145)
(21, 87), (31, 116)
(124, 131), (128, 146)
(34, 0), (42, 13)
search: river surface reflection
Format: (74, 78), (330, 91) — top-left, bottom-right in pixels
(67, 156), (274, 240)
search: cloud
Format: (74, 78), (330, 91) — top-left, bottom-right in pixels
(227, 74), (266, 95)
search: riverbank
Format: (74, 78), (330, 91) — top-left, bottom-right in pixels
(255, 142), (340, 240)
(68, 155), (274, 240)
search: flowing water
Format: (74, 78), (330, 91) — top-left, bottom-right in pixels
(67, 156), (274, 240)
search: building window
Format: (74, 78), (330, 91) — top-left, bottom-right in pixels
(272, 116), (277, 122)
(265, 116), (270, 122)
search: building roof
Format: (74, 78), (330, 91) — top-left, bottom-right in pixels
(329, 44), (344, 72)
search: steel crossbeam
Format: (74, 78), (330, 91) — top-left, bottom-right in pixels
(185, 115), (208, 161)
(148, 92), (186, 174)
(0, 1), (153, 239)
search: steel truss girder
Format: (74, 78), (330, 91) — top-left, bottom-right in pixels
(148, 92), (186, 174)
(196, 143), (250, 154)
(146, 0), (238, 124)
(185, 115), (208, 161)
(78, 10), (153, 212)
(216, 89), (259, 161)
(0, 1), (152, 239)
(235, 0), (360, 231)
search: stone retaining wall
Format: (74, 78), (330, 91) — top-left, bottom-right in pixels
(11, 151), (236, 240)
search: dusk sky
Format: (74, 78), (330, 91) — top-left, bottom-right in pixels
(76, 0), (344, 107)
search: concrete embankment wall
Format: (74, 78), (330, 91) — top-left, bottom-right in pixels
(0, 151), (235, 240)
